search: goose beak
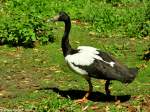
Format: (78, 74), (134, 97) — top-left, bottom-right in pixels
(47, 15), (59, 22)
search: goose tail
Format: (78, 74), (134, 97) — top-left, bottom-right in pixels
(124, 67), (138, 83)
(129, 67), (138, 76)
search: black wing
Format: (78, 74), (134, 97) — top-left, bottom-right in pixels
(73, 50), (134, 82)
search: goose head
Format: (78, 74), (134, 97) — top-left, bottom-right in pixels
(51, 12), (70, 23)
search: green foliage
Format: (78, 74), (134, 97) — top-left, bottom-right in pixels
(0, 25), (150, 111)
(80, 0), (148, 38)
(0, 0), (149, 47)
(34, 97), (77, 112)
(0, 0), (54, 46)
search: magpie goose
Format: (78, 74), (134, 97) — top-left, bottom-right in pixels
(51, 12), (138, 103)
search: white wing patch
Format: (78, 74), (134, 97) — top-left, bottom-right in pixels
(109, 62), (115, 67)
(65, 46), (115, 74)
(67, 62), (88, 75)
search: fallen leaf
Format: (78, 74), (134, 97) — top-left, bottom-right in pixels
(82, 105), (89, 111)
(127, 105), (137, 112)
(33, 48), (39, 52)
(34, 59), (41, 62)
(89, 31), (97, 36)
(91, 105), (99, 110)
(105, 106), (110, 112)
(99, 80), (105, 84)
(75, 41), (80, 44)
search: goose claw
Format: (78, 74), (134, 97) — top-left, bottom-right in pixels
(74, 97), (88, 103)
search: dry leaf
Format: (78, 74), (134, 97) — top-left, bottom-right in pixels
(89, 31), (97, 36)
(127, 105), (137, 112)
(105, 106), (110, 112)
(91, 105), (99, 110)
(82, 105), (89, 111)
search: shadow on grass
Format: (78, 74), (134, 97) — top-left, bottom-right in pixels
(38, 87), (131, 102)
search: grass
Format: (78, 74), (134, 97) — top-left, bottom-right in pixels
(0, 0), (150, 111)
(0, 22), (150, 111)
(0, 0), (149, 45)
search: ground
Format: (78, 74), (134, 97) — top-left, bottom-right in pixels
(0, 23), (150, 111)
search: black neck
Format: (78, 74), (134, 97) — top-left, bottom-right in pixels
(61, 19), (72, 57)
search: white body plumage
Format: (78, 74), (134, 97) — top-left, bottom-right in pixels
(65, 46), (115, 75)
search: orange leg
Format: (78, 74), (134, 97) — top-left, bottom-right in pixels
(75, 76), (93, 103)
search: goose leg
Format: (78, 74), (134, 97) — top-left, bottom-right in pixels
(105, 80), (111, 97)
(84, 76), (93, 99)
(75, 76), (93, 103)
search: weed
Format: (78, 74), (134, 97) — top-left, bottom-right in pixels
(0, 0), (149, 47)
